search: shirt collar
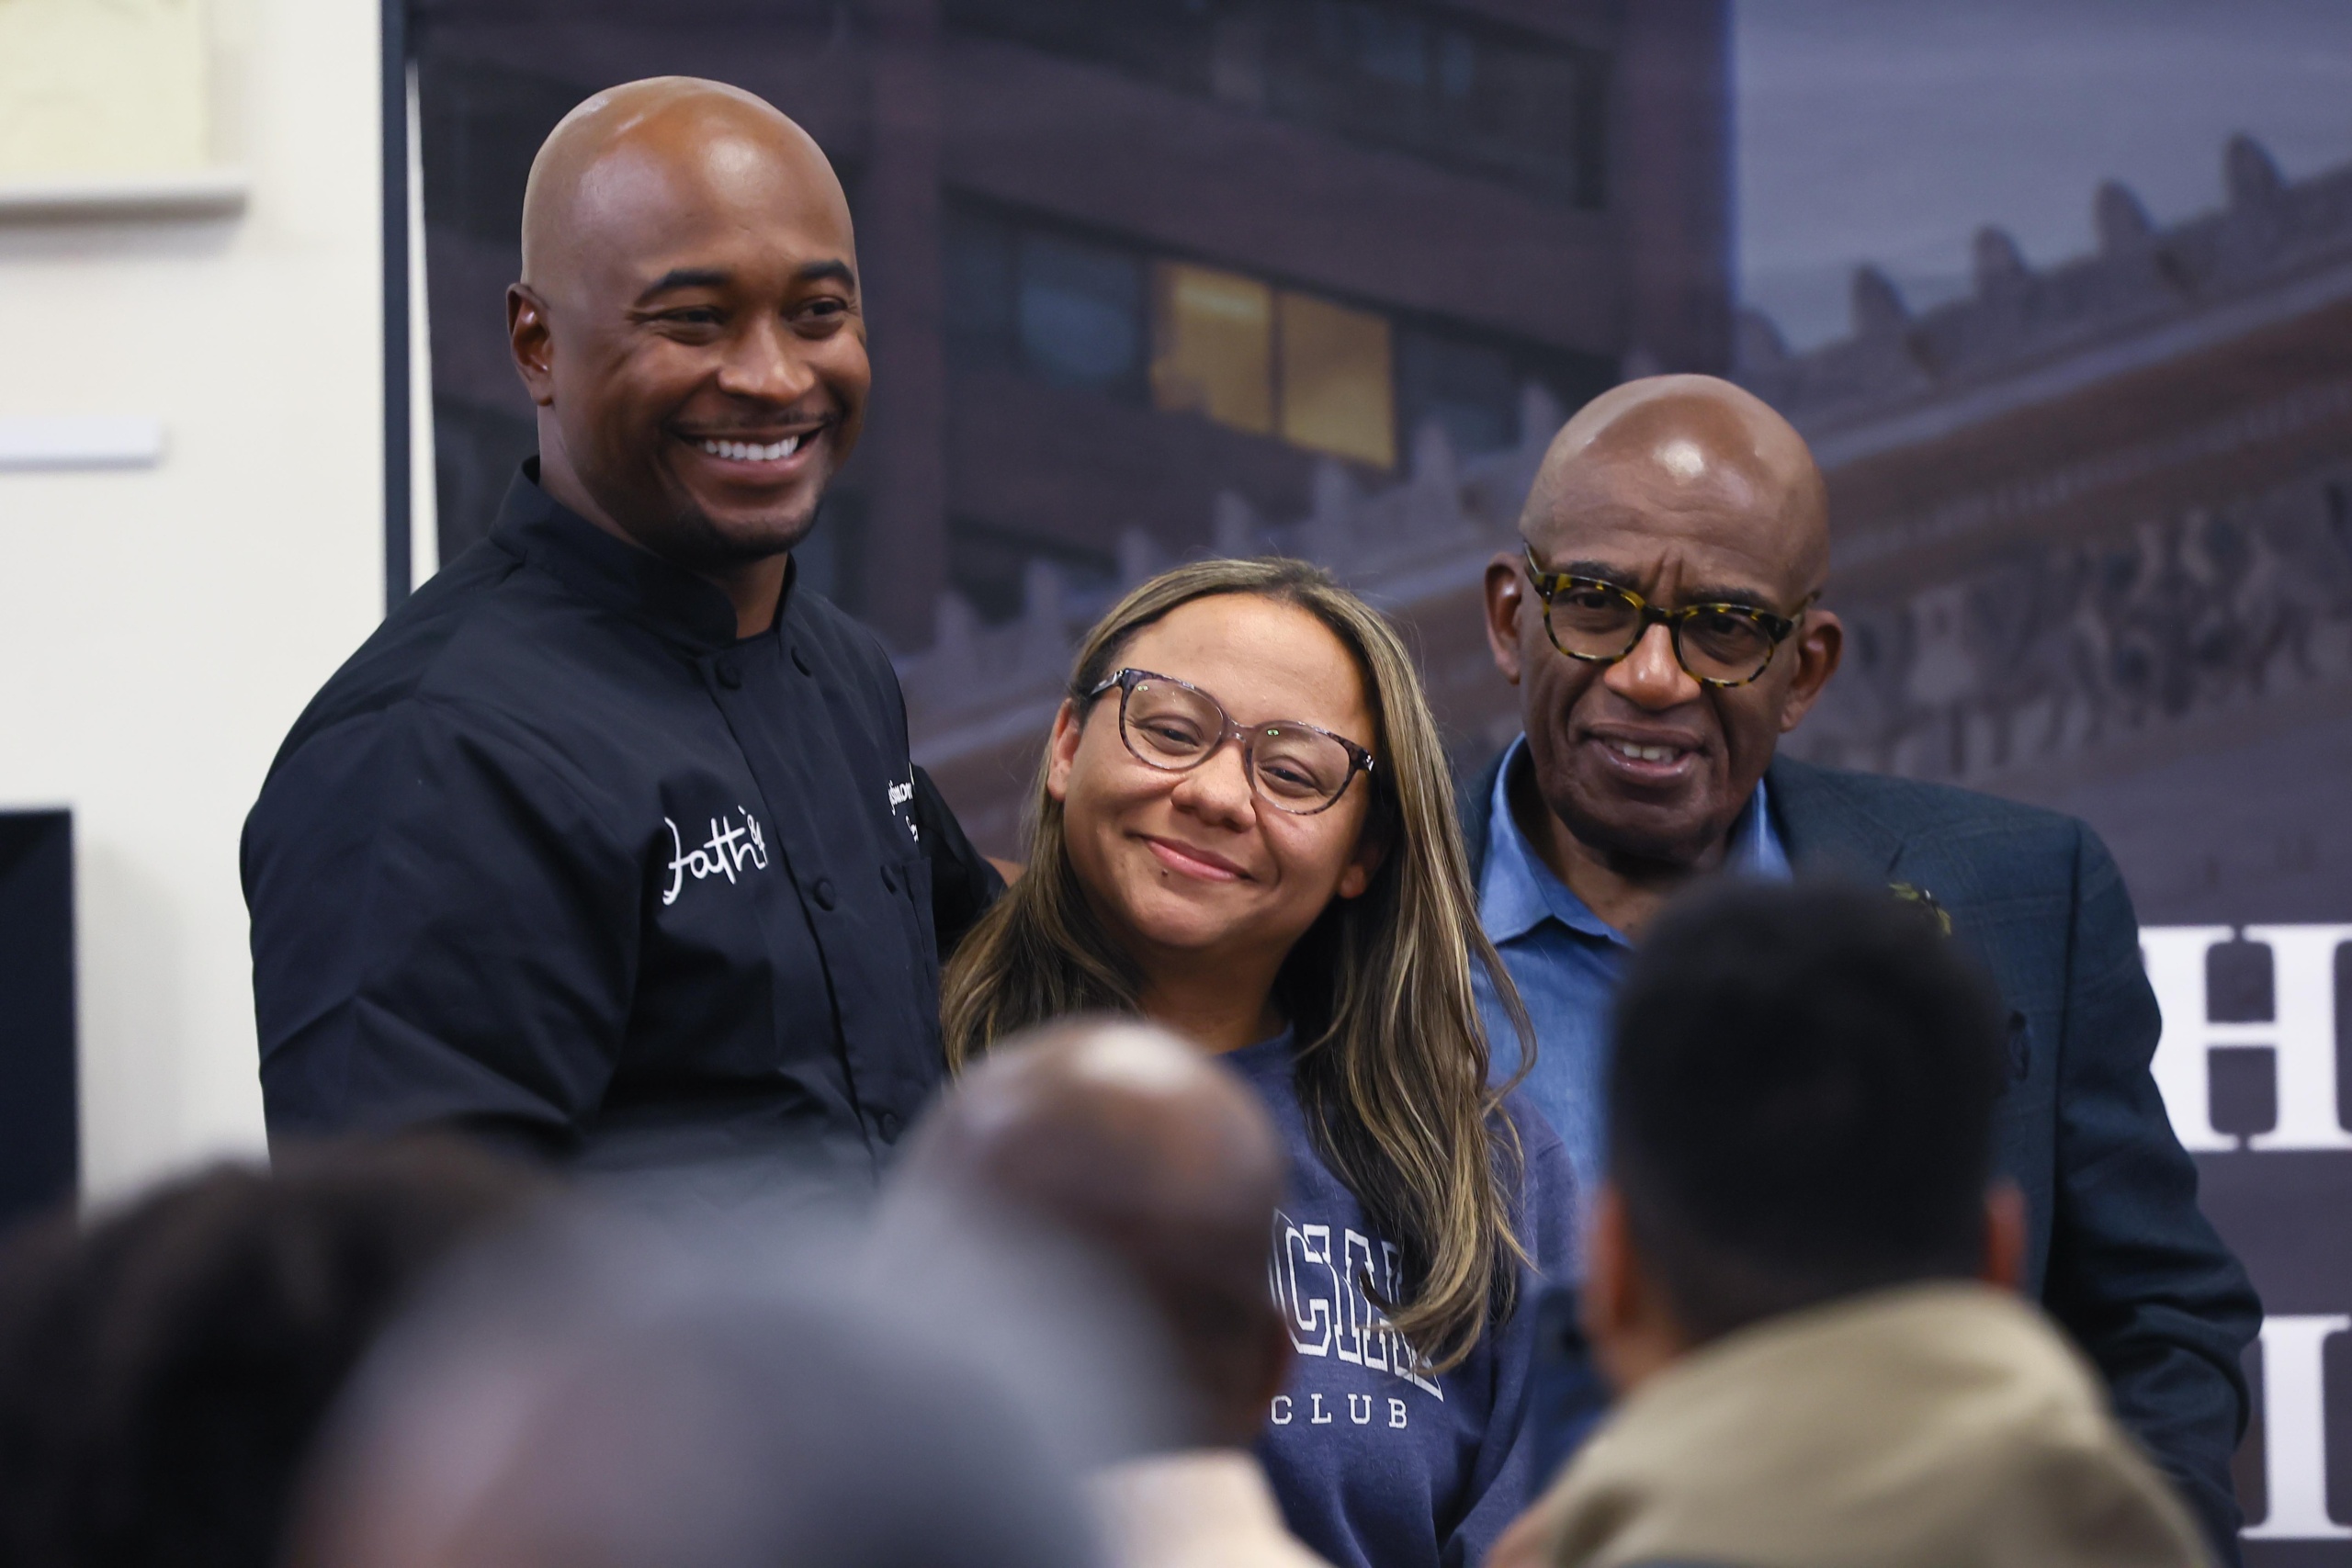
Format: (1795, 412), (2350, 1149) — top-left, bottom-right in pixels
(1733, 768), (1792, 878)
(489, 461), (786, 652)
(1478, 734), (1787, 948)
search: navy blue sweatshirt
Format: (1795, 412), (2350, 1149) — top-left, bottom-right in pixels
(1225, 1033), (1581, 1568)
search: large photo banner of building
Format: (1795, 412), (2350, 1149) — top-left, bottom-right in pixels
(401, 0), (2351, 1552)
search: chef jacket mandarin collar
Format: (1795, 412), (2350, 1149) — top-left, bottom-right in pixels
(496, 459), (789, 654)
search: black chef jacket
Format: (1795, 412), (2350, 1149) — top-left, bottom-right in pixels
(243, 466), (1001, 1186)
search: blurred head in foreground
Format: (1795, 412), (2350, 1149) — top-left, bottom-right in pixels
(894, 1017), (1291, 1449)
(293, 1213), (1103, 1568)
(0, 1137), (545, 1568)
(1587, 879), (2015, 1386)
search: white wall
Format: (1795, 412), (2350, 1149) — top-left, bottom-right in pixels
(0, 0), (386, 1199)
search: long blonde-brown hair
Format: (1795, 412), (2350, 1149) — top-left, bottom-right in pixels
(942, 558), (1535, 1371)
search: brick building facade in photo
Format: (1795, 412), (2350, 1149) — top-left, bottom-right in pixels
(1739, 135), (2352, 926)
(410, 0), (1733, 653)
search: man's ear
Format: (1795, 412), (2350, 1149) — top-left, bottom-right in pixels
(1580, 1183), (1635, 1350)
(1776, 608), (1844, 734)
(1044, 699), (1083, 804)
(507, 283), (558, 407)
(1483, 552), (1528, 687)
(1980, 1182), (2028, 1292)
(1580, 1182), (1690, 1395)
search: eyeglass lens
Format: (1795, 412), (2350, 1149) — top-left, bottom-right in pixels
(1121, 677), (1355, 809)
(1544, 585), (1777, 682)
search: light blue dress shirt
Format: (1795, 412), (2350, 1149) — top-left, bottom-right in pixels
(1471, 735), (1791, 1228)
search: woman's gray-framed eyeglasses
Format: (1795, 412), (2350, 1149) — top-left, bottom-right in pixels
(1082, 667), (1375, 815)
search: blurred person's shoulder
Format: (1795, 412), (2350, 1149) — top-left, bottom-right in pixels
(1518, 1285), (2212, 1568)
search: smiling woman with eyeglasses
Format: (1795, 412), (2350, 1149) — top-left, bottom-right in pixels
(940, 557), (1585, 1568)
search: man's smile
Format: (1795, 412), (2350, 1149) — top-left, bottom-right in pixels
(676, 420), (830, 477)
(1583, 724), (1707, 786)
(698, 434), (800, 462)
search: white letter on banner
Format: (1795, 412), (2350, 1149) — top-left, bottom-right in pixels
(2244, 1315), (2351, 1540)
(2143, 925), (2352, 1153)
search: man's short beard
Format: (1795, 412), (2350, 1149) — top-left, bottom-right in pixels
(1543, 782), (1727, 873)
(656, 499), (821, 574)
(569, 441), (826, 573)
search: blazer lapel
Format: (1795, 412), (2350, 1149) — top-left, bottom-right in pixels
(1767, 755), (1909, 880)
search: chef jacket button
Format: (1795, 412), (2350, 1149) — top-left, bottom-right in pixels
(879, 863), (897, 894)
(876, 1110), (902, 1143)
(714, 658), (742, 690)
(812, 876), (838, 911)
(791, 646), (813, 676)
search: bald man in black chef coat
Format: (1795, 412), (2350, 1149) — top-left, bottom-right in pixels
(243, 79), (1000, 1188)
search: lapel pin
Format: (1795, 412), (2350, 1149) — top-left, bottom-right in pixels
(1888, 881), (1953, 936)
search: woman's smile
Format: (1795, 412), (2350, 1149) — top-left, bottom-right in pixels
(1139, 834), (1253, 883)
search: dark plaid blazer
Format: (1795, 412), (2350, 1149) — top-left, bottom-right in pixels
(1463, 750), (2263, 1562)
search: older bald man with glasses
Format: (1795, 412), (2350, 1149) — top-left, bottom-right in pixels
(1466, 376), (2259, 1562)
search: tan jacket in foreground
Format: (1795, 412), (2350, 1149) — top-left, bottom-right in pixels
(1495, 1282), (2213, 1568)
(1091, 1450), (1335, 1568)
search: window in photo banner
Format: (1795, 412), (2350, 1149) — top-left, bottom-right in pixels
(942, 0), (1607, 208)
(965, 201), (1573, 469)
(1151, 262), (1276, 437)
(1278, 290), (1395, 469)
(1271, 2), (1609, 207)
(1016, 232), (1146, 394)
(1325, 3), (1429, 89)
(1396, 328), (1515, 457)
(944, 205), (1020, 367)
